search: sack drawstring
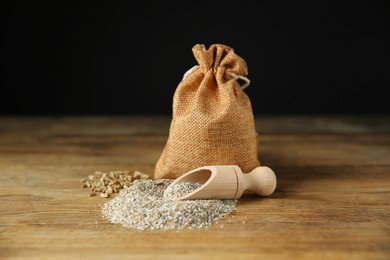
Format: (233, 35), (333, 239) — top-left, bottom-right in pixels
(227, 72), (250, 90)
(182, 65), (251, 90)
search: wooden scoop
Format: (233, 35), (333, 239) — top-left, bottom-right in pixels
(169, 165), (277, 200)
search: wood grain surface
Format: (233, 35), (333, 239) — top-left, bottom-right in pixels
(0, 116), (389, 259)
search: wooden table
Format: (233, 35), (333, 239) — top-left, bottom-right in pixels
(0, 116), (389, 259)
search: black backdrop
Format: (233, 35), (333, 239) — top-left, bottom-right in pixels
(1, 1), (389, 115)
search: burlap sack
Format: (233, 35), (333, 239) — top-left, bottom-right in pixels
(155, 44), (260, 179)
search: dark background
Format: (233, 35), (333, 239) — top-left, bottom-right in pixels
(1, 1), (389, 115)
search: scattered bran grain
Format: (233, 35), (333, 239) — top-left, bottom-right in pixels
(101, 180), (237, 230)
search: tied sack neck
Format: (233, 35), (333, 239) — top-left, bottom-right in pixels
(187, 44), (251, 90)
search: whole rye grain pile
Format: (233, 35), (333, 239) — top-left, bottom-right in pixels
(81, 170), (149, 198)
(101, 180), (237, 230)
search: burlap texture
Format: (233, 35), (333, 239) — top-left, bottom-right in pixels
(155, 44), (260, 179)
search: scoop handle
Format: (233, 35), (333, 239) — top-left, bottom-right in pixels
(242, 166), (277, 196)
